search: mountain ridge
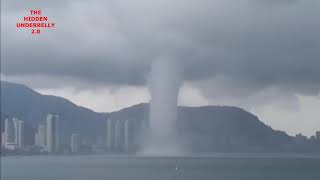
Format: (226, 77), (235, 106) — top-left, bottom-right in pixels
(1, 81), (293, 151)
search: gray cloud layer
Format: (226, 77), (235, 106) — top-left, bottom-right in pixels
(1, 0), (320, 97)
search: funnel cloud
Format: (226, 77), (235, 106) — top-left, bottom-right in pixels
(142, 57), (182, 155)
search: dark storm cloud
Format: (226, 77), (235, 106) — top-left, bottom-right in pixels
(1, 0), (320, 96)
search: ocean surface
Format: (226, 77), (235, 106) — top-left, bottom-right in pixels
(1, 154), (320, 180)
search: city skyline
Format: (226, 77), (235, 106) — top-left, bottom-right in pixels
(1, 111), (320, 155)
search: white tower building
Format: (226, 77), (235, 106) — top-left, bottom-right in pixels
(106, 119), (114, 150)
(46, 114), (60, 153)
(71, 133), (79, 153)
(35, 123), (46, 148)
(124, 120), (130, 152)
(12, 118), (24, 148)
(5, 118), (15, 149)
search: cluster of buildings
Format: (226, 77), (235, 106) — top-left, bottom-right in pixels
(34, 114), (61, 153)
(0, 114), (143, 155)
(295, 132), (320, 145)
(1, 118), (24, 150)
(34, 115), (141, 154)
(10, 114), (142, 154)
(106, 118), (145, 153)
(0, 114), (63, 153)
(106, 119), (130, 152)
(34, 114), (82, 154)
(1, 113), (320, 155)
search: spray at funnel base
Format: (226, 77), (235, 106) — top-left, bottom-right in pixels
(142, 57), (182, 156)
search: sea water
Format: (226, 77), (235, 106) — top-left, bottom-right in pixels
(1, 154), (320, 180)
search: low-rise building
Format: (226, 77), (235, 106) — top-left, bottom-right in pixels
(316, 131), (320, 142)
(295, 133), (307, 145)
(1, 132), (5, 147)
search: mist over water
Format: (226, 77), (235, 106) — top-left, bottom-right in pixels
(141, 57), (183, 156)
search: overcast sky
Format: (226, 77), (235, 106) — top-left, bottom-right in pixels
(1, 0), (320, 136)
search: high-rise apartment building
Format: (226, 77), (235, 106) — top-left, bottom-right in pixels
(12, 118), (24, 148)
(114, 119), (123, 150)
(71, 133), (79, 153)
(5, 118), (16, 149)
(46, 114), (60, 153)
(35, 123), (46, 148)
(106, 119), (114, 150)
(124, 120), (130, 152)
(3, 118), (24, 149)
(1, 132), (5, 147)
(106, 119), (133, 152)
